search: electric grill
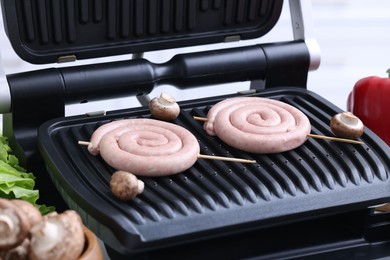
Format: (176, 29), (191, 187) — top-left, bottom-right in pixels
(1, 0), (390, 259)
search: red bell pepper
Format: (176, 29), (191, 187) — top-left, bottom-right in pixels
(347, 70), (390, 146)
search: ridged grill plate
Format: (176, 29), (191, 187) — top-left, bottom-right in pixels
(38, 88), (390, 254)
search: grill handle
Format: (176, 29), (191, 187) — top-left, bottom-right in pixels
(4, 44), (268, 108)
(3, 40), (309, 110)
(50, 44), (269, 105)
(61, 44), (267, 104)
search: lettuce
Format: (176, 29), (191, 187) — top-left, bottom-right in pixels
(0, 135), (55, 215)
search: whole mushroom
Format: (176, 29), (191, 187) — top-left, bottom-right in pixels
(110, 171), (145, 201)
(330, 111), (364, 140)
(0, 200), (43, 260)
(28, 210), (85, 260)
(149, 92), (180, 121)
(0, 198), (30, 251)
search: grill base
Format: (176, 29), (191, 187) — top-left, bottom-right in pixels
(104, 208), (390, 259)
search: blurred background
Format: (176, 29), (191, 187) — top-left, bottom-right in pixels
(0, 0), (389, 121)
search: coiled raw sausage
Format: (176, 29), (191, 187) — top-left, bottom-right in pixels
(88, 118), (200, 176)
(203, 97), (311, 153)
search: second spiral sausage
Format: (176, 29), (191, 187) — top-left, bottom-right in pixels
(203, 97), (311, 153)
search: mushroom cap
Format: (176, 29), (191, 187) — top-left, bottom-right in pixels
(0, 198), (30, 251)
(330, 112), (364, 139)
(29, 210), (85, 260)
(149, 92), (180, 121)
(11, 199), (43, 227)
(110, 171), (145, 201)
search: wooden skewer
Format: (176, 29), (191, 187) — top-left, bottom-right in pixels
(78, 141), (256, 163)
(197, 154), (256, 164)
(306, 134), (364, 145)
(192, 116), (365, 145)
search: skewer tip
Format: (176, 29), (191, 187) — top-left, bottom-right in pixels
(193, 116), (208, 122)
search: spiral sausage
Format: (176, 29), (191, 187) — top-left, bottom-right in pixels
(203, 97), (311, 153)
(88, 118), (200, 176)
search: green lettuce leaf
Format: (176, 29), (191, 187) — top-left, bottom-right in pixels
(0, 136), (55, 214)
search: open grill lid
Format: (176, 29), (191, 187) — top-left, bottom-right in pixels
(38, 88), (390, 255)
(0, 0), (283, 64)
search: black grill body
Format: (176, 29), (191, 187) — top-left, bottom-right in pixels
(38, 88), (390, 258)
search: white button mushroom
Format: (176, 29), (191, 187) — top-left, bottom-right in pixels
(330, 112), (364, 140)
(149, 92), (180, 121)
(28, 210), (85, 260)
(0, 198), (30, 251)
(0, 199), (44, 259)
(0, 199), (89, 260)
(110, 171), (145, 201)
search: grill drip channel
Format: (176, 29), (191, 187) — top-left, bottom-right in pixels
(38, 87), (390, 255)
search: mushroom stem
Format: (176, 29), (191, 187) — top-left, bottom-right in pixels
(137, 180), (145, 195)
(31, 221), (60, 254)
(0, 214), (15, 235)
(159, 92), (176, 105)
